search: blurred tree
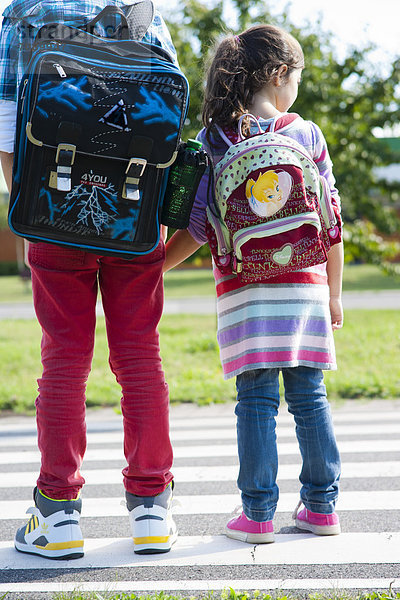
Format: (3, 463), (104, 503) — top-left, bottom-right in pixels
(0, 201), (8, 229)
(164, 0), (400, 272)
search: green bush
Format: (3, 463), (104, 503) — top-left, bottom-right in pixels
(0, 261), (19, 276)
(0, 201), (8, 229)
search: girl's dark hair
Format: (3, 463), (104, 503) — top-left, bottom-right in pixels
(202, 24), (304, 141)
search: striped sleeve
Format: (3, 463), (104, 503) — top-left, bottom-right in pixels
(309, 121), (341, 214)
(187, 129), (213, 245)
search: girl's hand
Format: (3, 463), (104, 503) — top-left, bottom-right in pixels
(330, 295), (343, 330)
(164, 229), (202, 273)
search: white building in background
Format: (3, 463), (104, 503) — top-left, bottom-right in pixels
(375, 164), (400, 184)
(373, 138), (400, 212)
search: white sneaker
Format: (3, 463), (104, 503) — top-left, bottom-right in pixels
(14, 488), (84, 560)
(126, 483), (177, 554)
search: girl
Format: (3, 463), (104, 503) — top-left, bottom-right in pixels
(165, 24), (343, 544)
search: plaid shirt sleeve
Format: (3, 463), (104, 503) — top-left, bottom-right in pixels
(145, 11), (178, 66)
(0, 16), (20, 101)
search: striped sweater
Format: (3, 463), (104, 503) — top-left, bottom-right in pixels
(188, 113), (341, 379)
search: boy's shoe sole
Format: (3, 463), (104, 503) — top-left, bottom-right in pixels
(14, 539), (84, 560)
(133, 527), (178, 554)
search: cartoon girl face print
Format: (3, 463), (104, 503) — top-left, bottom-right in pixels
(245, 169), (292, 218)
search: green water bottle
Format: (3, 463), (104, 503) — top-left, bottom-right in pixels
(161, 139), (208, 229)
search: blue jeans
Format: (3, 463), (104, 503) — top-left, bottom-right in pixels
(235, 367), (341, 522)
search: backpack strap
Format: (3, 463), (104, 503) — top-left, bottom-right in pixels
(237, 113), (263, 141)
(83, 1), (154, 41)
(27, 1), (155, 43)
(215, 113), (263, 147)
(218, 113), (298, 145)
(269, 112), (299, 133)
(214, 124), (234, 147)
(125, 0), (155, 39)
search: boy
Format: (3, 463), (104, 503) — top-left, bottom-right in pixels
(0, 0), (178, 559)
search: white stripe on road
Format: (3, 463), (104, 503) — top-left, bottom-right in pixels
(173, 410), (400, 425)
(172, 438), (400, 458)
(3, 460), (400, 488)
(1, 490), (399, 520)
(1, 409), (400, 435)
(0, 579), (398, 594)
(0, 422), (399, 448)
(1, 438), (399, 465)
(0, 533), (399, 570)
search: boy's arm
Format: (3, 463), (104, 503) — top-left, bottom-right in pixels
(327, 241), (344, 330)
(164, 229), (202, 272)
(0, 151), (13, 193)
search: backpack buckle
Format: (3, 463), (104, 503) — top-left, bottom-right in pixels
(55, 143), (76, 192)
(232, 255), (242, 274)
(123, 158), (147, 201)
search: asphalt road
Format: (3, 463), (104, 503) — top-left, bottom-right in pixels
(1, 399), (400, 598)
(0, 289), (399, 320)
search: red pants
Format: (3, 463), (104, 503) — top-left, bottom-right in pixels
(28, 240), (173, 500)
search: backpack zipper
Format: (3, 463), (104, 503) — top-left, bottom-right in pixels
(27, 49), (188, 126)
(53, 63), (67, 78)
(206, 206), (231, 257)
(33, 44), (184, 78)
(232, 211), (322, 270)
(19, 79), (29, 114)
(319, 175), (337, 229)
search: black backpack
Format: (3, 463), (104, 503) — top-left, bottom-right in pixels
(8, 1), (189, 257)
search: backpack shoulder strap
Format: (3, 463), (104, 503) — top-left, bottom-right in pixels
(270, 112), (300, 133)
(214, 124), (235, 147)
(215, 113), (263, 147)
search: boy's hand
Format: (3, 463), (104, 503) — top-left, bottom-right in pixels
(161, 225), (168, 242)
(330, 295), (343, 330)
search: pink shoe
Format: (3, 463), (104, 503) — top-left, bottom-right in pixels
(225, 510), (274, 544)
(292, 501), (341, 535)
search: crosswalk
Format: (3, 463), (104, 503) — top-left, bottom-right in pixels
(0, 400), (399, 598)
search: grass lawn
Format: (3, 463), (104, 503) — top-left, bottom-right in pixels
(0, 263), (399, 304)
(0, 309), (399, 413)
(0, 275), (33, 303)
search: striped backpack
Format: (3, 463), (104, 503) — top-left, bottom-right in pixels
(206, 114), (341, 283)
